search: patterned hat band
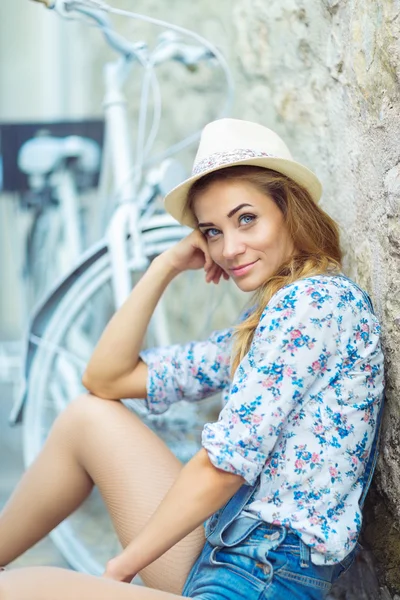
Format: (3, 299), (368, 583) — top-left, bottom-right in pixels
(192, 148), (278, 176)
(164, 119), (323, 227)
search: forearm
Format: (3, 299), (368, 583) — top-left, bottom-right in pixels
(82, 253), (179, 394)
(111, 449), (244, 580)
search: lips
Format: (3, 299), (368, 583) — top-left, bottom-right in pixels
(230, 260), (259, 277)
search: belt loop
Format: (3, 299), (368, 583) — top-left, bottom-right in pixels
(206, 483), (257, 546)
(299, 539), (311, 568)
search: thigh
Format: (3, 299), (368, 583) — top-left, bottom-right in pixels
(0, 567), (184, 600)
(53, 395), (205, 594)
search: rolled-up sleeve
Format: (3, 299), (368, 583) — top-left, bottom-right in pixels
(202, 284), (343, 485)
(139, 328), (234, 414)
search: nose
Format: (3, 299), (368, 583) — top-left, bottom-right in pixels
(222, 232), (246, 260)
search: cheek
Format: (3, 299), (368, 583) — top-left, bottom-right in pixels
(254, 222), (287, 253)
(208, 242), (223, 265)
(208, 247), (220, 264)
(251, 228), (274, 251)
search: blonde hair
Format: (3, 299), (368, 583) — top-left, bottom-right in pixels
(185, 166), (342, 376)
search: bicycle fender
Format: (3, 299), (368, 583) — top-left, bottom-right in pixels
(9, 239), (109, 426)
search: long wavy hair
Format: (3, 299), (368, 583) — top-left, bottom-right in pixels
(185, 165), (342, 376)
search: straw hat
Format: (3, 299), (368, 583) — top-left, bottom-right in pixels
(164, 118), (322, 228)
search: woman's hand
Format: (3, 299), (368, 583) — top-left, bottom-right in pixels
(102, 556), (135, 583)
(162, 230), (229, 284)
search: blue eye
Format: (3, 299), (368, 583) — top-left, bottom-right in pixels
(204, 228), (220, 239)
(239, 213), (255, 225)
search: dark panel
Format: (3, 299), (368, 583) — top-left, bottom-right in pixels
(0, 120), (104, 192)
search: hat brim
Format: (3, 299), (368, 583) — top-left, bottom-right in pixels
(164, 156), (322, 228)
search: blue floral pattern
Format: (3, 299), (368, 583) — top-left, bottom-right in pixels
(140, 274), (384, 565)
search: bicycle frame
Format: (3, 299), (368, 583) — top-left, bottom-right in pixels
(103, 57), (149, 306)
(8, 12), (158, 424)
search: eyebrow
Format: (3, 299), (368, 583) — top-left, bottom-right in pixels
(197, 203), (253, 228)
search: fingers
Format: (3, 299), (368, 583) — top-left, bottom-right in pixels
(193, 231), (229, 284)
(197, 238), (213, 271)
(204, 263), (217, 283)
(204, 262), (229, 284)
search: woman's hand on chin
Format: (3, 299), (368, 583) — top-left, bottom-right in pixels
(161, 230), (229, 284)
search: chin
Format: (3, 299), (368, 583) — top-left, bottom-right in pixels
(232, 269), (275, 292)
(233, 278), (264, 293)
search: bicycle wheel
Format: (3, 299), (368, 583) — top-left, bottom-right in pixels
(23, 240), (246, 576)
(26, 205), (64, 305)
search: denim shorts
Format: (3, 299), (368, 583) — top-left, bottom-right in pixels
(182, 486), (356, 600)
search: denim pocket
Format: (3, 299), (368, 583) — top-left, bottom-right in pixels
(277, 550), (334, 593)
(210, 545), (271, 589)
(209, 527), (290, 587)
(183, 541), (268, 599)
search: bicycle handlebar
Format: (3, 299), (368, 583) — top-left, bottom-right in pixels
(29, 0), (234, 175)
(69, 4), (144, 59)
(33, 0), (145, 59)
(30, 0), (222, 69)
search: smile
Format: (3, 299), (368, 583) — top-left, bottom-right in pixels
(230, 260), (259, 277)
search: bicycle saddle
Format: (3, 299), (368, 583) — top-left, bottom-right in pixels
(18, 135), (100, 177)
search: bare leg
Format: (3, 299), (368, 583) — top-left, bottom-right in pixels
(0, 567), (187, 599)
(0, 406), (94, 564)
(0, 395), (205, 594)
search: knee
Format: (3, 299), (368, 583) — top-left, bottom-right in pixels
(52, 393), (120, 437)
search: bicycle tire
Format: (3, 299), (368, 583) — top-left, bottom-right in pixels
(23, 242), (245, 576)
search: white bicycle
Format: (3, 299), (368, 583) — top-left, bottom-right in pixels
(11, 0), (245, 578)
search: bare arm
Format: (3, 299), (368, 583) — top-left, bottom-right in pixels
(82, 230), (228, 400)
(82, 254), (178, 399)
(104, 448), (245, 582)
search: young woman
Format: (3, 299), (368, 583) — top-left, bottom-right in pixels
(0, 119), (384, 600)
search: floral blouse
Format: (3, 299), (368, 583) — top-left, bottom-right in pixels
(140, 274), (384, 565)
